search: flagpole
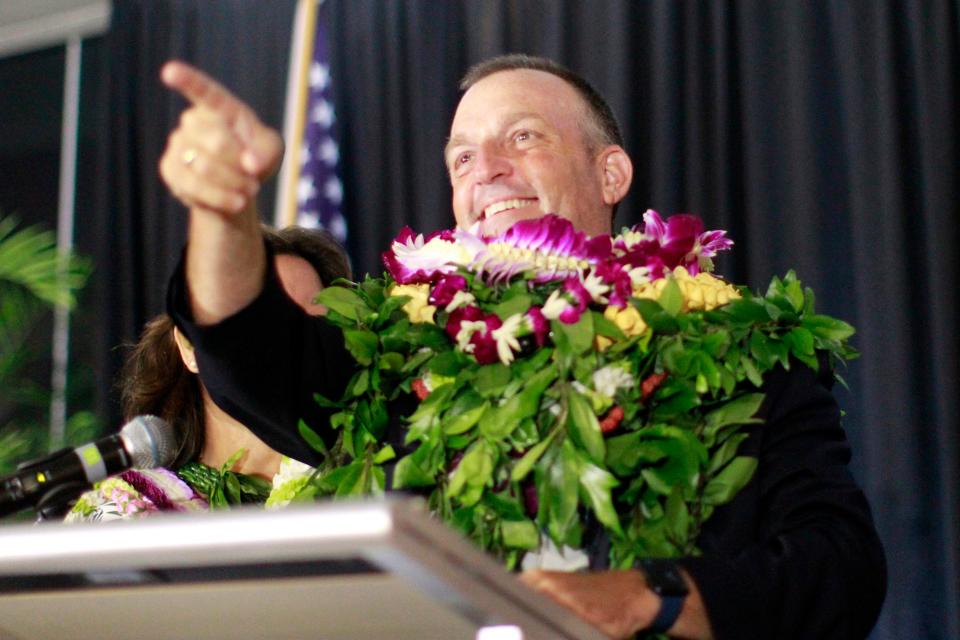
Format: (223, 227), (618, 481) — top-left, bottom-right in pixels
(275, 0), (319, 228)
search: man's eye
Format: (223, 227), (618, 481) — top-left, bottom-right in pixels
(456, 152), (473, 166)
(513, 130), (531, 143)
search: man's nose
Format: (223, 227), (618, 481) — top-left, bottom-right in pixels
(473, 144), (511, 183)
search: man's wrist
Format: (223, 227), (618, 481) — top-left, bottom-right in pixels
(637, 559), (689, 635)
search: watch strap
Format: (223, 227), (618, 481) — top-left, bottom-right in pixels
(648, 593), (684, 634)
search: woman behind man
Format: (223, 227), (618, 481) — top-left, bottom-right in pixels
(67, 226), (350, 521)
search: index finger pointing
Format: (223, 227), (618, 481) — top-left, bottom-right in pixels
(161, 60), (249, 125)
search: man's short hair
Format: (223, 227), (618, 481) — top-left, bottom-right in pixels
(459, 54), (624, 153)
(262, 225), (352, 286)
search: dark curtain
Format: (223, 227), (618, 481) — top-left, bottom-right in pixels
(92, 1), (958, 637)
(82, 0), (297, 423)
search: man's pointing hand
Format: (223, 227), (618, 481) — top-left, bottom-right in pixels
(158, 60), (283, 216)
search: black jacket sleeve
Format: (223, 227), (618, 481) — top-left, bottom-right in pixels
(681, 362), (887, 639)
(166, 247), (350, 465)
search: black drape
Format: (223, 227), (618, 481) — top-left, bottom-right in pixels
(82, 0), (297, 422)
(90, 1), (958, 637)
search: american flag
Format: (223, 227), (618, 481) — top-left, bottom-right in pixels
(285, 3), (347, 241)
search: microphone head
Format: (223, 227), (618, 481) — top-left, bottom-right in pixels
(118, 415), (178, 469)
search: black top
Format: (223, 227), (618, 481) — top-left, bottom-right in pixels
(168, 252), (887, 639)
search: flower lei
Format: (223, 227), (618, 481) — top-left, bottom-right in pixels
(306, 211), (856, 570)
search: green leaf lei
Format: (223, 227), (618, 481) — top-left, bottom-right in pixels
(177, 449), (272, 508)
(300, 216), (856, 571)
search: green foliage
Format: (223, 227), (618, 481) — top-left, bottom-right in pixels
(177, 453), (273, 508)
(0, 214), (95, 477)
(302, 267), (857, 567)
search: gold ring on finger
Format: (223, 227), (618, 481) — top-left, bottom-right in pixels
(181, 148), (198, 166)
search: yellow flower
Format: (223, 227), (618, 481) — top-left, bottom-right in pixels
(390, 284), (436, 324)
(604, 304), (648, 337)
(633, 267), (741, 312)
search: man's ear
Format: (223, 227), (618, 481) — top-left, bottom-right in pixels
(598, 146), (633, 207)
(172, 327), (199, 374)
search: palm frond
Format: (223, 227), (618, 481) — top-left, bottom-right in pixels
(0, 216), (90, 308)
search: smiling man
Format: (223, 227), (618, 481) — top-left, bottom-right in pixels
(161, 55), (885, 639)
(446, 60), (632, 238)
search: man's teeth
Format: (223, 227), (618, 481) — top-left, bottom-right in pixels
(483, 198), (536, 218)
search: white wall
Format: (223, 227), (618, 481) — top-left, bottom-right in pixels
(0, 0), (109, 58)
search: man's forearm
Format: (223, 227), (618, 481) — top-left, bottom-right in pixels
(186, 203), (266, 325)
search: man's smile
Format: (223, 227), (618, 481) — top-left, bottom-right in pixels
(481, 197), (539, 220)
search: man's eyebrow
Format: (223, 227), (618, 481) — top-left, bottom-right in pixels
(444, 135), (468, 160)
(444, 113), (550, 164)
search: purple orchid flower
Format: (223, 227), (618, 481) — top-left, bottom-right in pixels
(383, 227), (474, 284)
(526, 307), (549, 347)
(559, 277), (592, 324)
(592, 262), (634, 308)
(429, 274), (468, 307)
(473, 215), (612, 283)
(444, 305), (501, 364)
(640, 210), (733, 275)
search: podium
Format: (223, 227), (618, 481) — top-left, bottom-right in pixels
(0, 498), (606, 639)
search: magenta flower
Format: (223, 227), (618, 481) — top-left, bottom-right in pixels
(640, 210), (733, 275)
(593, 262), (634, 308)
(429, 274), (468, 307)
(541, 276), (594, 324)
(473, 215), (612, 283)
(525, 307), (549, 347)
(444, 306), (501, 364)
(383, 228), (479, 284)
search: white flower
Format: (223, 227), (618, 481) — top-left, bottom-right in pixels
(615, 229), (654, 249)
(455, 320), (487, 353)
(391, 233), (479, 275)
(272, 457), (313, 489)
(581, 272), (610, 303)
(491, 313), (525, 365)
(445, 290), (476, 313)
(627, 265), (653, 287)
(592, 365), (635, 399)
(521, 533), (589, 572)
(541, 289), (571, 320)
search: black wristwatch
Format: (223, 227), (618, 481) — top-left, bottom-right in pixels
(637, 558), (689, 635)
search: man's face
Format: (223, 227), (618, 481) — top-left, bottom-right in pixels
(446, 69), (612, 237)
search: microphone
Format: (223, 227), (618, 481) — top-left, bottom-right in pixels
(0, 415), (177, 518)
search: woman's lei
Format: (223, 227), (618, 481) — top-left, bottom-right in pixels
(305, 211), (856, 570)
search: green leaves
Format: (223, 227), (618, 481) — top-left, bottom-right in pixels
(0, 216), (89, 308)
(703, 456), (758, 505)
(577, 456), (622, 536)
(448, 439), (497, 506)
(537, 441), (582, 548)
(479, 366), (557, 439)
(567, 390), (605, 464)
(344, 329), (378, 366)
(805, 314), (856, 342)
(315, 286), (370, 323)
(501, 519), (540, 550)
(299, 262), (857, 569)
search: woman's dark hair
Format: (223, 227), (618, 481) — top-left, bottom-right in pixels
(265, 225), (353, 283)
(120, 315), (203, 467)
(121, 227), (352, 467)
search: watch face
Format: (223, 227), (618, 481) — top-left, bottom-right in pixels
(640, 559), (689, 597)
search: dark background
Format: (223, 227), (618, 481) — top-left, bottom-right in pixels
(2, 1), (957, 637)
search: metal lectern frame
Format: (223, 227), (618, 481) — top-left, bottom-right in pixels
(0, 498), (607, 640)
